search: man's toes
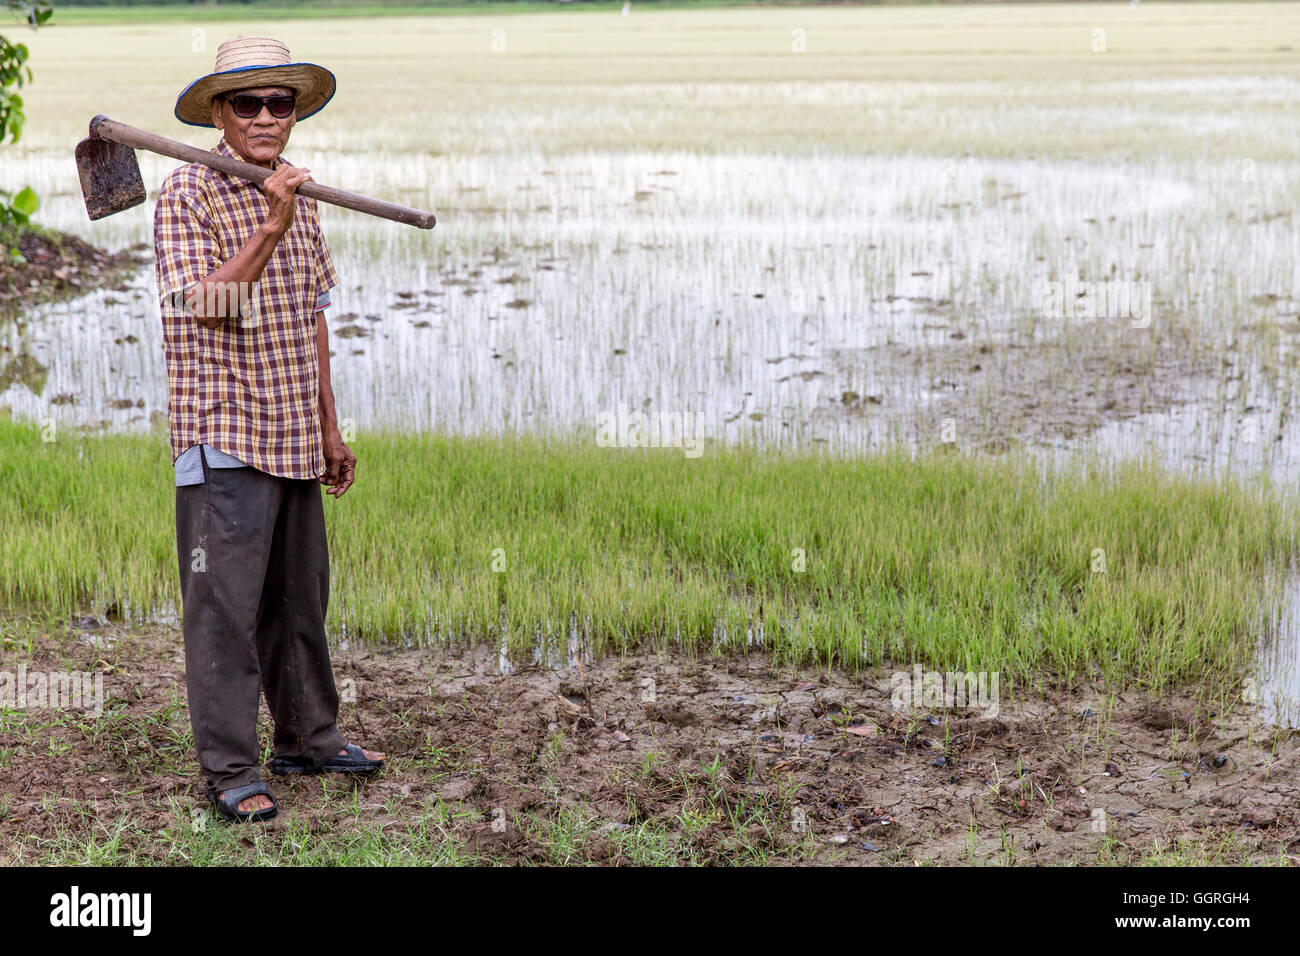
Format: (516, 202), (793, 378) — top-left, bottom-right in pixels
(338, 747), (385, 760)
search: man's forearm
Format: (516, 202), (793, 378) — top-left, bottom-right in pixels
(183, 223), (283, 329)
(319, 382), (338, 434)
(315, 306), (356, 496)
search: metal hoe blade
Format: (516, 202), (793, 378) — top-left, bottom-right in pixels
(74, 134), (145, 221)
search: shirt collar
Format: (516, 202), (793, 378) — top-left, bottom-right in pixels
(213, 136), (289, 187)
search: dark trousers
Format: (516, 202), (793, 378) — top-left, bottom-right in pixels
(176, 447), (347, 798)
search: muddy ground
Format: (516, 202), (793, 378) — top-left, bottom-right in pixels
(2, 620), (1298, 865)
(0, 228), (148, 321)
(824, 325), (1222, 455)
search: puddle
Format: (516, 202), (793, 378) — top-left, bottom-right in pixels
(1255, 570), (1300, 729)
(11, 150), (1283, 456)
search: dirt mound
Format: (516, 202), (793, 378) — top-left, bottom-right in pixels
(0, 228), (148, 319)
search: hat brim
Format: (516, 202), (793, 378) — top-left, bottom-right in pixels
(174, 62), (335, 128)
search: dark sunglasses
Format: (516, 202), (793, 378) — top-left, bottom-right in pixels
(222, 92), (296, 119)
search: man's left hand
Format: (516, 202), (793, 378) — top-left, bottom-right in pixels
(322, 429), (356, 497)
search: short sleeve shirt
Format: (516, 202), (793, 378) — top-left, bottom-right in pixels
(153, 136), (340, 480)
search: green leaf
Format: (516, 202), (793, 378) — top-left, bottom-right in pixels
(11, 186), (37, 218)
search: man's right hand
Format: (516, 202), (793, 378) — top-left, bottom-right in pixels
(259, 161), (313, 238)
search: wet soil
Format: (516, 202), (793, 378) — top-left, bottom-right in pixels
(3, 621), (1298, 865)
(0, 227), (149, 321)
(825, 327), (1218, 454)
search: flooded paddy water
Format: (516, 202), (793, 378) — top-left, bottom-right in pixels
(4, 7), (1300, 722)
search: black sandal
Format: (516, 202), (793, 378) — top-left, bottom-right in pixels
(212, 780), (278, 823)
(271, 742), (384, 776)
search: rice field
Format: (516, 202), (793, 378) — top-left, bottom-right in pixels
(3, 3), (1300, 715)
(4, 5), (1300, 467)
(2, 415), (1296, 703)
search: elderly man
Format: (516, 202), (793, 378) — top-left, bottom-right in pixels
(153, 36), (383, 823)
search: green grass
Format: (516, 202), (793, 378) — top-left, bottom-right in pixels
(9, 786), (812, 866)
(1091, 831), (1293, 867)
(9, 791), (488, 865)
(0, 414), (1294, 694)
(2, 695), (815, 865)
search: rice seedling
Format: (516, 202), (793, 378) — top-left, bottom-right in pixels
(1, 414), (1294, 699)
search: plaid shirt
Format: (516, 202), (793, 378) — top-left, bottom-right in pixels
(153, 136), (339, 480)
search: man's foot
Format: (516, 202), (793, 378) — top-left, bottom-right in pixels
(269, 743), (386, 776)
(211, 781), (277, 819)
(234, 791), (274, 813)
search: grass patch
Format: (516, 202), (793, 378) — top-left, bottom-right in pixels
(0, 415), (1293, 695)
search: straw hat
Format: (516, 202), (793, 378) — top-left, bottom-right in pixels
(174, 36), (335, 128)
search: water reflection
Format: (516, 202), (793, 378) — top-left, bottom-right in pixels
(1257, 570), (1300, 728)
